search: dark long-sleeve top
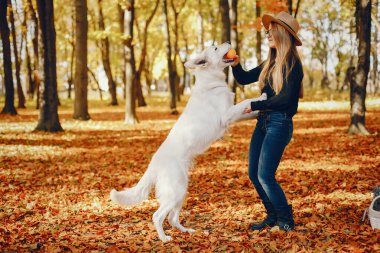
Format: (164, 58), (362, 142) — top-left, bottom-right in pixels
(232, 59), (303, 117)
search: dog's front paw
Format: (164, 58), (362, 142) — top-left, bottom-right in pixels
(253, 92), (267, 102)
(250, 111), (260, 119)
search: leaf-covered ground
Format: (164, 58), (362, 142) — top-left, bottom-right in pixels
(1, 100), (379, 252)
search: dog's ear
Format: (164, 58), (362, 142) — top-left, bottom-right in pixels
(184, 56), (208, 69)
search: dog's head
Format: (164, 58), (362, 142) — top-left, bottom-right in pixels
(184, 42), (235, 70)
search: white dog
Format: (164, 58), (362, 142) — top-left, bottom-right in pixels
(110, 42), (266, 242)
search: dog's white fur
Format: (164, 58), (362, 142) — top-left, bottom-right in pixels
(110, 43), (266, 242)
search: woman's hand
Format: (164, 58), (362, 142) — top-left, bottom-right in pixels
(243, 106), (252, 114)
(232, 55), (239, 67)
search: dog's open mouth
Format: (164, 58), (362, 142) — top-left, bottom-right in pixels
(222, 48), (236, 63)
(223, 58), (235, 63)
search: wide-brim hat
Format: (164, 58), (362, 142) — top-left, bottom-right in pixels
(262, 11), (302, 46)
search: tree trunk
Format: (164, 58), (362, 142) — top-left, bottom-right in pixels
(35, 0), (63, 132)
(256, 0), (262, 64)
(349, 0), (371, 135)
(370, 1), (378, 93)
(294, 0), (301, 18)
(88, 66), (103, 100)
(0, 0), (17, 115)
(220, 0), (230, 78)
(98, 0), (118, 105)
(181, 25), (190, 92)
(220, 0), (230, 43)
(135, 0), (159, 107)
(34, 70), (41, 109)
(197, 0), (204, 51)
(135, 74), (146, 106)
(68, 5), (75, 99)
(342, 66), (354, 92)
(67, 45), (74, 99)
(134, 18), (145, 106)
(73, 0), (90, 120)
(144, 57), (153, 95)
(228, 0), (238, 103)
(171, 0), (179, 102)
(25, 37), (34, 98)
(163, 0), (177, 114)
(28, 0), (38, 68)
(9, 0), (26, 108)
(287, 0), (293, 15)
(320, 45), (329, 89)
(22, 8), (34, 99)
(124, 0), (138, 124)
(170, 0), (186, 103)
(117, 4), (127, 99)
(27, 0), (40, 106)
(335, 50), (343, 91)
(308, 72), (315, 88)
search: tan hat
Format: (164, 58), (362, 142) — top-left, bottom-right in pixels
(262, 11), (302, 46)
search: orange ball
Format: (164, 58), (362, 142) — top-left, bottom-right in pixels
(224, 49), (237, 59)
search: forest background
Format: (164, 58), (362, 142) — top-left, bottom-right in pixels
(0, 0), (379, 251)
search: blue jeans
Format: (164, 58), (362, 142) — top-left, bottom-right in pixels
(248, 111), (293, 209)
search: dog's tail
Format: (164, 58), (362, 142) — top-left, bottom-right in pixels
(110, 167), (155, 206)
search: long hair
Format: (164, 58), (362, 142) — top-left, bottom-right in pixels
(258, 22), (303, 98)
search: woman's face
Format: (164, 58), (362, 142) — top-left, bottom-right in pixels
(268, 23), (276, 49)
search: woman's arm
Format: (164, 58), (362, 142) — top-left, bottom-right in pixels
(232, 63), (263, 85)
(250, 61), (303, 111)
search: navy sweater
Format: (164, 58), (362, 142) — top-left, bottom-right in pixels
(232, 59), (303, 117)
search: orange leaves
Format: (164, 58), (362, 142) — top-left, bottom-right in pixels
(0, 108), (379, 251)
(236, 17), (263, 31)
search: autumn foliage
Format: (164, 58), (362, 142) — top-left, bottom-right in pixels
(0, 102), (379, 252)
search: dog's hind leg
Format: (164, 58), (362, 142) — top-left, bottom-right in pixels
(152, 204), (175, 242)
(168, 204), (195, 233)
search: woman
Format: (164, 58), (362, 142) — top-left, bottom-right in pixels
(231, 11), (303, 231)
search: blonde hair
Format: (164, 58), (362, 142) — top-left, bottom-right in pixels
(258, 22), (303, 98)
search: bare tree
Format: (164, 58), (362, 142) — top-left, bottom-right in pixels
(220, 0), (230, 44)
(35, 0), (63, 132)
(198, 0), (205, 51)
(0, 0), (17, 115)
(117, 4), (127, 99)
(370, 1), (378, 93)
(22, 7), (33, 99)
(180, 24), (190, 93)
(294, 0), (302, 18)
(312, 17), (333, 89)
(170, 0), (187, 102)
(9, 0), (26, 108)
(287, 0), (292, 15)
(228, 0), (238, 103)
(220, 0), (230, 79)
(67, 6), (75, 99)
(98, 0), (118, 105)
(124, 0), (138, 124)
(73, 0), (90, 120)
(348, 0), (371, 135)
(26, 0), (40, 108)
(163, 0), (178, 114)
(134, 0), (159, 107)
(256, 0), (262, 64)
(88, 66), (103, 100)
(144, 46), (159, 96)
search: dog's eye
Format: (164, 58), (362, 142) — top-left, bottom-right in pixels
(214, 47), (217, 51)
